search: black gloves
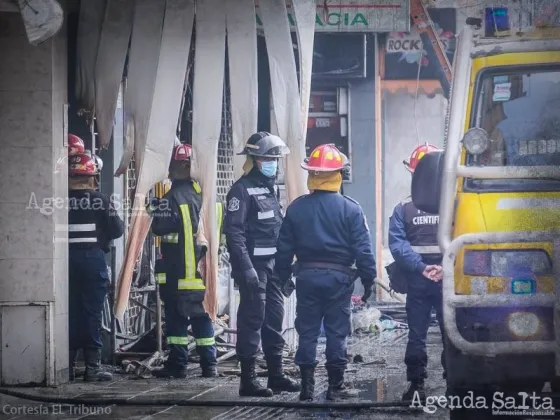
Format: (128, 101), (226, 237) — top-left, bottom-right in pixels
(243, 267), (260, 300)
(361, 279), (374, 303)
(282, 278), (296, 298)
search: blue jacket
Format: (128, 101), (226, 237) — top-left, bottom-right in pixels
(275, 190), (376, 284)
(388, 201), (427, 274)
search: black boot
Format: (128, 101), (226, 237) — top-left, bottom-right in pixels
(402, 381), (426, 403)
(266, 356), (300, 394)
(299, 366), (315, 401)
(239, 360), (273, 397)
(152, 364), (188, 379)
(201, 365), (218, 378)
(326, 368), (359, 401)
(69, 350), (78, 381)
(83, 349), (112, 382)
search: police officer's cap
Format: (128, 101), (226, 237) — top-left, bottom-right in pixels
(237, 132), (290, 158)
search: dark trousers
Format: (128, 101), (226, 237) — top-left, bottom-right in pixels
(294, 268), (354, 371)
(162, 292), (216, 370)
(405, 275), (446, 382)
(236, 258), (285, 362)
(69, 248), (109, 352)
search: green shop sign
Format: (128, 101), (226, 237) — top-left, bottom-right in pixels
(255, 1), (410, 33)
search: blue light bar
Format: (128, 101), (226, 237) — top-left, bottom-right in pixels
(485, 7), (511, 37)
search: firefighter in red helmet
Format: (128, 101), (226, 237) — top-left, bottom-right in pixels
(388, 143), (445, 403)
(68, 149), (124, 382)
(147, 143), (219, 378)
(275, 143), (376, 401)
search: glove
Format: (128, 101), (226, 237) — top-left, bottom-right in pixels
(361, 279), (374, 303)
(282, 278), (296, 298)
(243, 267), (260, 300)
(145, 197), (160, 215)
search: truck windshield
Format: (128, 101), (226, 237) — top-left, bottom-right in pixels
(466, 66), (560, 192)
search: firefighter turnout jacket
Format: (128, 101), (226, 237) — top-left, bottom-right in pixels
(223, 168), (283, 275)
(68, 190), (124, 253)
(150, 180), (224, 308)
(388, 196), (442, 274)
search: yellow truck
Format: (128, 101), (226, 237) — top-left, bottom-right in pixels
(411, 17), (560, 417)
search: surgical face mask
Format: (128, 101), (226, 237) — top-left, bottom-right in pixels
(258, 160), (278, 178)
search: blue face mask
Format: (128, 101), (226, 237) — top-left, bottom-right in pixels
(259, 160), (278, 178)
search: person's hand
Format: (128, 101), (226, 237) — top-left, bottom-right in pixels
(243, 267), (260, 299)
(361, 280), (374, 303)
(282, 278), (295, 298)
(423, 265), (442, 282)
(145, 197), (160, 214)
(432, 266), (443, 281)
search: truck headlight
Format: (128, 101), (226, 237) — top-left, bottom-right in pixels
(462, 127), (490, 155)
(507, 311), (540, 338)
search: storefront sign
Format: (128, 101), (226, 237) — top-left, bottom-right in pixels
(256, 0), (410, 33)
(384, 8), (456, 80)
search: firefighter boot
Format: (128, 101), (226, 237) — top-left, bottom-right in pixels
(266, 356), (300, 394)
(152, 363), (188, 379)
(83, 349), (113, 382)
(201, 365), (218, 378)
(69, 350), (78, 381)
(239, 360), (273, 397)
(326, 368), (359, 401)
(299, 366), (315, 401)
(402, 381), (426, 403)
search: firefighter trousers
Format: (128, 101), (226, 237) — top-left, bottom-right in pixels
(236, 258), (285, 362)
(405, 276), (446, 382)
(163, 294), (217, 370)
(68, 248), (109, 352)
(294, 268), (354, 372)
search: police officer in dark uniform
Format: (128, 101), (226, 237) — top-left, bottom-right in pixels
(68, 136), (124, 381)
(148, 143), (218, 378)
(276, 144), (377, 401)
(224, 132), (300, 397)
(388, 144), (445, 402)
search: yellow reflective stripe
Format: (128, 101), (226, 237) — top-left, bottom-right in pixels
(167, 336), (189, 345)
(162, 233), (179, 243)
(196, 337), (216, 347)
(178, 278), (205, 290)
(179, 204), (197, 285)
(155, 273), (166, 284)
(193, 181), (201, 194)
(216, 202), (223, 244)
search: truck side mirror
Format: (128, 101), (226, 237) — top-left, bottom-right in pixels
(411, 151), (444, 214)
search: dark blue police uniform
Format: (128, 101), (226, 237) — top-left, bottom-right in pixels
(150, 179), (217, 376)
(276, 190), (376, 376)
(68, 189), (124, 380)
(388, 197), (445, 384)
(224, 167), (285, 364)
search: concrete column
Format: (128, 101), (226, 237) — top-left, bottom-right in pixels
(0, 12), (68, 385)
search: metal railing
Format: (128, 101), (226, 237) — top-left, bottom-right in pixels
(442, 231), (559, 361)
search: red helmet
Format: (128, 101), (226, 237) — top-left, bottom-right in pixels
(301, 144), (345, 172)
(172, 143), (192, 162)
(68, 134), (85, 155)
(404, 143), (440, 173)
(69, 152), (102, 176)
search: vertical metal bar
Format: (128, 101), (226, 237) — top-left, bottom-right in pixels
(373, 33), (384, 299)
(110, 245), (117, 365)
(156, 283), (162, 353)
(554, 239), (560, 375)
